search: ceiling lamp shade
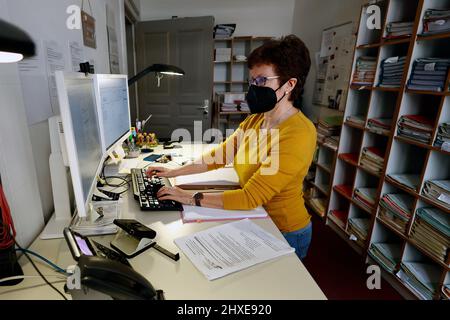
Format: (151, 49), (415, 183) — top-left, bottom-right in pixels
(0, 19), (36, 63)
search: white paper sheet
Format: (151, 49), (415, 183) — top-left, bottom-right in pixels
(174, 167), (239, 188)
(174, 219), (295, 280)
(181, 205), (268, 223)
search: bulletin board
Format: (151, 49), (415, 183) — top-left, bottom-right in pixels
(313, 21), (356, 111)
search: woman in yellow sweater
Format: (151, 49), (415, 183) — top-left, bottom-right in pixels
(148, 35), (317, 259)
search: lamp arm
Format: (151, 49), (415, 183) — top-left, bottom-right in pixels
(128, 68), (154, 87)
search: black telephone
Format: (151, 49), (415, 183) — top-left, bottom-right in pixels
(63, 228), (161, 300)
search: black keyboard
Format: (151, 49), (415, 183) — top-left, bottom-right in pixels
(131, 168), (183, 211)
(92, 240), (131, 267)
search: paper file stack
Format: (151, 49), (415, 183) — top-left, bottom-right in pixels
(407, 58), (450, 92)
(378, 56), (406, 88)
(348, 217), (370, 247)
(422, 9), (450, 35)
(434, 123), (450, 149)
(317, 116), (343, 144)
(360, 147), (384, 175)
(397, 262), (442, 300)
(442, 284), (450, 300)
(411, 207), (450, 264)
(214, 48), (232, 62)
(379, 193), (413, 234)
(422, 180), (450, 210)
(346, 115), (366, 127)
(397, 115), (434, 144)
(354, 187), (377, 210)
(368, 243), (402, 273)
(367, 118), (392, 135)
(352, 56), (377, 86)
(385, 21), (414, 38)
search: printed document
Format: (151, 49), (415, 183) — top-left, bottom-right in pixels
(174, 219), (295, 280)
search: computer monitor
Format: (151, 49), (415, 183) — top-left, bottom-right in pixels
(93, 74), (131, 153)
(55, 71), (105, 218)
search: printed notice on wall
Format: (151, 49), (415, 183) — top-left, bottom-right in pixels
(17, 41), (54, 125)
(69, 41), (84, 72)
(44, 40), (66, 116)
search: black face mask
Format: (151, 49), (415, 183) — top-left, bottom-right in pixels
(246, 84), (287, 114)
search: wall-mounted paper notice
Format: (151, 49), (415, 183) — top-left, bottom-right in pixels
(69, 41), (84, 72)
(44, 40), (66, 116)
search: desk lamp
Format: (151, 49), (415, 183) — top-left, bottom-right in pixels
(128, 63), (185, 88)
(0, 19), (35, 63)
(0, 19), (35, 285)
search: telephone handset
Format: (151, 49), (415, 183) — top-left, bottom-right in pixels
(78, 255), (157, 300)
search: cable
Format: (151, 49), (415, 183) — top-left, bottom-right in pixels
(0, 184), (16, 250)
(14, 239), (68, 300)
(0, 275), (66, 284)
(15, 248), (68, 275)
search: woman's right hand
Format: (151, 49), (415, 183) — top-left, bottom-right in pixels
(146, 166), (178, 178)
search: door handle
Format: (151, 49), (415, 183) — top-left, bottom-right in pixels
(198, 100), (209, 115)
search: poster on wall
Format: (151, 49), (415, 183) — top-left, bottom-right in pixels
(44, 40), (66, 115)
(313, 22), (355, 111)
(69, 41), (85, 72)
(82, 10), (96, 49)
(106, 3), (120, 74)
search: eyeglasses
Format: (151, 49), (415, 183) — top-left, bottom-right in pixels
(247, 76), (280, 86)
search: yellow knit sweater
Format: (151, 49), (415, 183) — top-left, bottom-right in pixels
(204, 112), (317, 232)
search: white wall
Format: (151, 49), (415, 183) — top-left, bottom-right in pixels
(292, 0), (367, 121)
(140, 0), (296, 37)
(0, 0), (128, 246)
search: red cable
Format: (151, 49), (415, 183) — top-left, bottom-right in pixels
(0, 183), (16, 249)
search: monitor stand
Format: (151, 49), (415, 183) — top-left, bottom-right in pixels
(41, 152), (73, 239)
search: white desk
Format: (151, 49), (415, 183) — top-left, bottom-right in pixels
(0, 143), (326, 300)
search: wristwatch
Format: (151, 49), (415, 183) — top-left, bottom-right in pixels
(192, 192), (204, 207)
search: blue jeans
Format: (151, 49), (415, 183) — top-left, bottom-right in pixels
(282, 222), (312, 260)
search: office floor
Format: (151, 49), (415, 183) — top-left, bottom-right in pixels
(303, 214), (403, 300)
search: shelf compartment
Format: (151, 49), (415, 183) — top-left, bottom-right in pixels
(347, 203), (373, 248)
(433, 96), (450, 149)
(345, 87), (372, 123)
(357, 0), (389, 47)
(360, 131), (389, 176)
(374, 41), (411, 89)
(382, 0), (420, 41)
(385, 139), (428, 193)
(368, 220), (406, 274)
(338, 125), (364, 155)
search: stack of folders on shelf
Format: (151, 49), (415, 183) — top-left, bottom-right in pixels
(221, 103), (238, 112)
(346, 115), (366, 127)
(397, 115), (434, 144)
(353, 187), (377, 210)
(239, 102), (250, 113)
(379, 193), (413, 234)
(307, 198), (327, 217)
(422, 9), (450, 35)
(368, 243), (402, 273)
(352, 56), (377, 86)
(323, 136), (340, 151)
(397, 262), (443, 300)
(328, 210), (348, 229)
(443, 284), (450, 300)
(387, 173), (420, 191)
(378, 56), (406, 88)
(385, 21), (414, 39)
(411, 207), (450, 265)
(367, 118), (392, 135)
(360, 147), (384, 175)
(407, 58), (450, 92)
(422, 180), (450, 210)
(348, 217), (370, 247)
(434, 123), (450, 149)
(317, 116), (343, 149)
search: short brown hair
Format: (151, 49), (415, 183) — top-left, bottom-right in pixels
(247, 35), (311, 107)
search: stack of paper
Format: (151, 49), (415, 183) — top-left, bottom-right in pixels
(422, 9), (450, 35)
(354, 187), (377, 210)
(368, 243), (402, 273)
(348, 217), (371, 247)
(378, 56), (407, 88)
(442, 284), (450, 300)
(214, 24), (236, 39)
(317, 116), (343, 143)
(181, 206), (268, 223)
(307, 198), (327, 217)
(239, 102), (250, 113)
(385, 21), (414, 38)
(379, 193), (413, 233)
(407, 58), (450, 92)
(397, 115), (434, 144)
(367, 118), (392, 135)
(346, 115), (366, 127)
(352, 56), (377, 86)
(422, 180), (450, 210)
(397, 262), (441, 300)
(411, 207), (450, 264)
(387, 173), (420, 191)
(434, 123), (450, 148)
(360, 147), (384, 174)
(323, 136), (340, 151)
(221, 103), (238, 112)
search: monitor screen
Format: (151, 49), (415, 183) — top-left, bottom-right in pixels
(97, 77), (130, 151)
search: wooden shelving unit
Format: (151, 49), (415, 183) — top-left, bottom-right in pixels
(212, 36), (273, 131)
(327, 0), (450, 300)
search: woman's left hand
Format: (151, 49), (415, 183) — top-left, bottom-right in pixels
(156, 186), (193, 205)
